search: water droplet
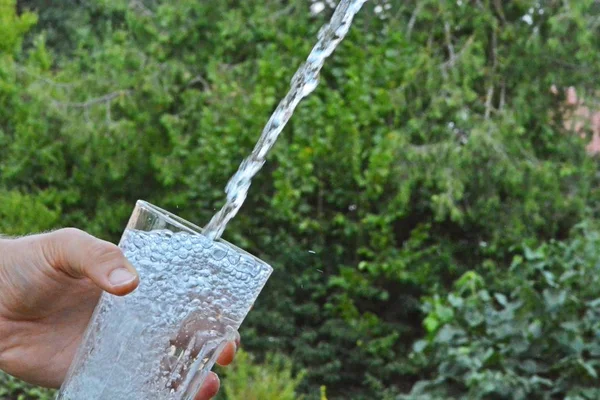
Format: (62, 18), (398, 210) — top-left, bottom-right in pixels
(210, 243), (228, 260)
(227, 252), (241, 265)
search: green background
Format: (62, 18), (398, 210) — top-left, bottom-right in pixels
(1, 0), (600, 398)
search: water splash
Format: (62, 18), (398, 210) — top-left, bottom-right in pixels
(203, 0), (368, 240)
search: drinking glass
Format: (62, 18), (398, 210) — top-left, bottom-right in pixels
(56, 200), (273, 400)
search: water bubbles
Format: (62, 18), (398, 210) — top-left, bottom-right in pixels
(190, 298), (201, 307)
(210, 243), (228, 260)
(60, 229), (271, 400)
(198, 235), (212, 249)
(197, 269), (211, 278)
(133, 234), (145, 249)
(179, 249), (190, 260)
(236, 272), (248, 281)
(239, 259), (260, 278)
(227, 252), (241, 266)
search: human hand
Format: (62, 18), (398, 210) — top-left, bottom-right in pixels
(0, 228), (237, 399)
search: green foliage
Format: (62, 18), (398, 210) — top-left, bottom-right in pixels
(0, 190), (60, 235)
(0, 0), (37, 55)
(216, 349), (306, 400)
(403, 223), (600, 400)
(0, 372), (54, 400)
(0, 0), (599, 399)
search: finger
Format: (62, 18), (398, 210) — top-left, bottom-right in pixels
(43, 228), (139, 296)
(194, 372), (220, 400)
(216, 341), (237, 366)
(234, 330), (241, 349)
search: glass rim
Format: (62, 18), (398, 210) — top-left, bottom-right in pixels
(135, 200), (273, 272)
(137, 200), (205, 236)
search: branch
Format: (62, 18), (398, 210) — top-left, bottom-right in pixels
(53, 90), (131, 109)
(15, 65), (75, 88)
(270, 3), (295, 21)
(406, 3), (423, 39)
(499, 79), (506, 111)
(129, 0), (153, 17)
(409, 141), (455, 155)
(440, 35), (475, 71)
(106, 102), (112, 125)
(444, 22), (455, 61)
(485, 28), (498, 120)
(187, 74), (210, 91)
(484, 85), (495, 119)
(493, 0), (506, 24)
(543, 57), (596, 73)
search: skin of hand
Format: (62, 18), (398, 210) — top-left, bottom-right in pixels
(0, 228), (238, 399)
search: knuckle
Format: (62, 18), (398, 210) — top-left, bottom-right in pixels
(91, 241), (125, 266)
(56, 227), (84, 236)
(47, 228), (126, 271)
(42, 228), (85, 267)
(52, 227), (87, 241)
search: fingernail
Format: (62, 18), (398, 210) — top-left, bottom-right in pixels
(109, 268), (136, 286)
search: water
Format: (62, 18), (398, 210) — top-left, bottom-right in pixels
(58, 229), (271, 400)
(203, 0), (368, 240)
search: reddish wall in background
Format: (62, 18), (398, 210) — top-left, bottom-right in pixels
(552, 86), (600, 155)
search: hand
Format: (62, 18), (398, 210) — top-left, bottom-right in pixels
(0, 228), (237, 399)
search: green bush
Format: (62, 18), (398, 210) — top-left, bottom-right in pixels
(0, 372), (54, 400)
(0, 190), (60, 235)
(402, 223), (600, 400)
(216, 349), (306, 400)
(1, 0), (599, 398)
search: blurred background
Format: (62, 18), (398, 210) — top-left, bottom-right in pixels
(1, 0), (600, 399)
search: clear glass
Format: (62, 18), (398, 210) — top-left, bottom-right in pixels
(56, 200), (273, 400)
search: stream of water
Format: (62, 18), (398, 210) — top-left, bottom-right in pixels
(203, 0), (368, 240)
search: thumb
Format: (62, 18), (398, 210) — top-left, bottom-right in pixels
(42, 228), (139, 296)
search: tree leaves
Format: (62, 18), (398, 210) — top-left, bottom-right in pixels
(2, 0), (600, 398)
(407, 224), (600, 399)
